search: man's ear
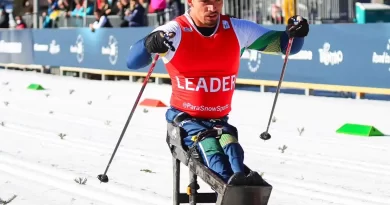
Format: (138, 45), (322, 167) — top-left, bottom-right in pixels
(187, 0), (193, 7)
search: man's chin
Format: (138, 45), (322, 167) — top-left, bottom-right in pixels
(204, 18), (218, 27)
(205, 23), (217, 27)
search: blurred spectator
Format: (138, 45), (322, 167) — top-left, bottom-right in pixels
(121, 0), (145, 27)
(270, 3), (283, 24)
(116, 0), (130, 20)
(58, 0), (70, 14)
(23, 0), (33, 15)
(42, 0), (61, 28)
(167, 0), (182, 20)
(70, 0), (83, 17)
(0, 5), (10, 28)
(70, 0), (93, 17)
(48, 0), (61, 18)
(15, 15), (27, 29)
(150, 0), (166, 25)
(89, 8), (112, 31)
(99, 0), (112, 15)
(139, 0), (148, 8)
(283, 0), (295, 25)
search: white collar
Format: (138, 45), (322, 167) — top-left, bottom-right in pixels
(183, 9), (220, 37)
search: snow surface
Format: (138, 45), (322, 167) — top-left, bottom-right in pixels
(0, 69), (390, 205)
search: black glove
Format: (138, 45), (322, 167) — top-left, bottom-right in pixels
(144, 31), (176, 54)
(286, 15), (309, 38)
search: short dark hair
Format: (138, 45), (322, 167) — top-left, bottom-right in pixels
(94, 9), (105, 16)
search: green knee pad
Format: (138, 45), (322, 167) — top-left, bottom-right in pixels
(219, 134), (238, 148)
(198, 134), (238, 156)
(198, 137), (224, 156)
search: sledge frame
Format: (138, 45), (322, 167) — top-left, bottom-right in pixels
(166, 122), (273, 205)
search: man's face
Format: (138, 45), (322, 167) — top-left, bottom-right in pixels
(94, 12), (100, 19)
(130, 0), (136, 8)
(189, 0), (223, 27)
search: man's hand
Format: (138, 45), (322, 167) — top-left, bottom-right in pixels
(144, 31), (176, 55)
(160, 32), (176, 52)
(125, 9), (131, 16)
(89, 24), (95, 32)
(286, 15), (309, 38)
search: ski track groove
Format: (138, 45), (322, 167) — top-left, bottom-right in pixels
(0, 124), (170, 167)
(2, 102), (166, 144)
(1, 103), (170, 157)
(3, 93), (166, 122)
(6, 96), (160, 126)
(237, 124), (390, 152)
(246, 146), (390, 177)
(290, 136), (389, 152)
(244, 147), (390, 205)
(272, 189), (348, 205)
(3, 105), (121, 132)
(0, 169), (112, 205)
(268, 177), (389, 205)
(288, 152), (390, 173)
(271, 171), (388, 204)
(0, 154), (169, 205)
(0, 127), (175, 197)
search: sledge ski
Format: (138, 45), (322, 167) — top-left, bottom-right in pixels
(166, 123), (273, 205)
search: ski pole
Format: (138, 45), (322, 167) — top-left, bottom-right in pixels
(260, 37), (294, 141)
(97, 54), (160, 183)
(98, 34), (175, 183)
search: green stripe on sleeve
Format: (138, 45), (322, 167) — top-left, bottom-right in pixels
(247, 31), (284, 55)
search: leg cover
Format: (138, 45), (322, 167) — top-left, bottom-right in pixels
(178, 119), (234, 183)
(165, 107), (245, 182)
(197, 137), (233, 182)
(219, 134), (245, 173)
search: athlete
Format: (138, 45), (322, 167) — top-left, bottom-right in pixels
(126, 0), (309, 186)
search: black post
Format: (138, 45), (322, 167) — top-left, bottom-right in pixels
(173, 157), (180, 205)
(189, 172), (197, 205)
(294, 0), (297, 16)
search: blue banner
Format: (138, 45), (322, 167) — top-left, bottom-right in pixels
(0, 29), (34, 65)
(242, 23), (390, 89)
(31, 27), (167, 74)
(0, 23), (390, 90)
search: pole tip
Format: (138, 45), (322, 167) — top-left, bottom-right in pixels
(97, 174), (109, 183)
(260, 132), (271, 141)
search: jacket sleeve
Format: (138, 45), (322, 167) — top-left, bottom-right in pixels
(126, 21), (181, 70)
(126, 38), (153, 70)
(231, 18), (304, 56)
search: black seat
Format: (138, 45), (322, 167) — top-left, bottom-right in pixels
(166, 122), (273, 205)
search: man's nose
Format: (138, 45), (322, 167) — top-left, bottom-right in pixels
(207, 5), (216, 12)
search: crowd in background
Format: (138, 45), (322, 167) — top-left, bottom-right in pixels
(1, 0), (390, 30)
(1, 0), (184, 29)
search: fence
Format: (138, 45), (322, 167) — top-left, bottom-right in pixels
(21, 10), (172, 28)
(20, 0), (365, 29)
(220, 0), (359, 24)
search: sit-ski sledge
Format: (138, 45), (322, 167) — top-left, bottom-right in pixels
(166, 122), (273, 205)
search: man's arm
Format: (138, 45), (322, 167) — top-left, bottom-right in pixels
(231, 18), (306, 56)
(92, 16), (107, 29)
(126, 21), (181, 70)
